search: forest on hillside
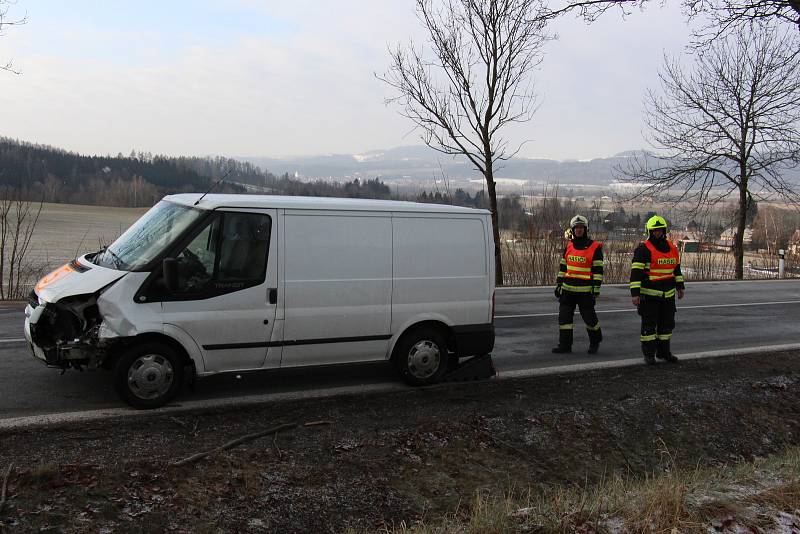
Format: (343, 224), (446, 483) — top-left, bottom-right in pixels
(0, 138), (244, 206)
(0, 138), (502, 214)
(0, 139), (411, 207)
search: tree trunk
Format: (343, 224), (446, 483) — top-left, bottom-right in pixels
(734, 182), (747, 280)
(485, 165), (503, 286)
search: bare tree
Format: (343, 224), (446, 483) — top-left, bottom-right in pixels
(0, 186), (43, 299)
(540, 0), (799, 45)
(541, 0), (800, 27)
(0, 0), (27, 74)
(380, 0), (550, 285)
(538, 0), (646, 22)
(689, 0), (800, 26)
(620, 24), (800, 279)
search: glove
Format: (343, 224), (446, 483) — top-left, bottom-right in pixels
(591, 294), (597, 306)
(554, 286), (562, 299)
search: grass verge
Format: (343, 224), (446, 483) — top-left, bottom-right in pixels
(390, 445), (800, 533)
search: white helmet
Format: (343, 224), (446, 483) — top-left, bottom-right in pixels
(569, 215), (589, 230)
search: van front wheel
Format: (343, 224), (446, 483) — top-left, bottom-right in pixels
(113, 342), (184, 409)
(393, 328), (449, 386)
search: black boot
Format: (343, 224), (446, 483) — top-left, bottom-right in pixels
(642, 341), (656, 365)
(553, 326), (573, 354)
(656, 339), (678, 363)
(587, 325), (601, 354)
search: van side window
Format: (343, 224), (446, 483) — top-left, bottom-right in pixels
(172, 212), (271, 295)
(216, 212), (271, 283)
(175, 216), (219, 292)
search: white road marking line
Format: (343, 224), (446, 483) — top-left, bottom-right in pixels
(3, 343), (799, 430)
(0, 382), (410, 431)
(495, 300), (800, 319)
(3, 297), (797, 340)
(2, 299), (796, 339)
(495, 279), (800, 291)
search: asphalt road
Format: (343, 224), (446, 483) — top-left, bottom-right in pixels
(1, 279), (799, 419)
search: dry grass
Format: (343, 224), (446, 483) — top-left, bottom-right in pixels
(501, 235), (798, 285)
(388, 447), (800, 533)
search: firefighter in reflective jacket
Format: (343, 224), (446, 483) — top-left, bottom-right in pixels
(552, 215), (603, 354)
(630, 215), (685, 364)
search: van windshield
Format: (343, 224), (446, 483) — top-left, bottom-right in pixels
(93, 201), (205, 271)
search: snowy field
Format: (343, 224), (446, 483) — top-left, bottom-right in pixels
(27, 203), (146, 269)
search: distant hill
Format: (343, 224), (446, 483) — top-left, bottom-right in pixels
(242, 145), (642, 187)
(3, 138), (796, 207)
(242, 145), (800, 190)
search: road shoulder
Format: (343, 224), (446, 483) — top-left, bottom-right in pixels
(1, 351), (799, 532)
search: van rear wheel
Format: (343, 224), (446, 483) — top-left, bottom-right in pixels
(393, 328), (449, 386)
(113, 342), (184, 409)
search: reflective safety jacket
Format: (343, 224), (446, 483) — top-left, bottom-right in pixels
(557, 238), (604, 294)
(630, 238), (684, 298)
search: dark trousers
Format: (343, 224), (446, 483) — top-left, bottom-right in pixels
(638, 296), (675, 357)
(557, 291), (602, 348)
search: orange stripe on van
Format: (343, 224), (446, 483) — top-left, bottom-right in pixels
(35, 263), (76, 292)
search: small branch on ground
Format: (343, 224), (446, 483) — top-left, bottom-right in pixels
(490, 435), (529, 458)
(612, 441), (636, 472)
(169, 416), (190, 429)
(0, 463), (13, 514)
(303, 420), (332, 427)
(170, 423), (297, 467)
(274, 431), (282, 460)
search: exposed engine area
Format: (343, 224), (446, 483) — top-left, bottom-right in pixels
(29, 291), (108, 370)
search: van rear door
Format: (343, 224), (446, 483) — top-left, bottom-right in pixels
(392, 215), (491, 329)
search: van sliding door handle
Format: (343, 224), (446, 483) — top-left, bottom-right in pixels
(268, 288), (277, 304)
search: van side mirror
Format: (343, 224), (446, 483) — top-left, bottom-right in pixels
(163, 258), (178, 291)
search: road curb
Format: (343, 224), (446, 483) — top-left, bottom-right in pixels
(498, 343), (800, 379)
(2, 343), (799, 431)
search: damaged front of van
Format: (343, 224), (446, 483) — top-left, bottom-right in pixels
(23, 199), (207, 405)
(25, 257), (129, 370)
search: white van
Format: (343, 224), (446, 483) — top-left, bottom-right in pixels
(24, 194), (495, 408)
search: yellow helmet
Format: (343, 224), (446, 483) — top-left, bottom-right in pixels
(645, 215), (668, 232)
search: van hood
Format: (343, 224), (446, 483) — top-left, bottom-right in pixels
(34, 255), (127, 304)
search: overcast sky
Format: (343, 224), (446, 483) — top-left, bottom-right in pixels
(0, 0), (693, 161)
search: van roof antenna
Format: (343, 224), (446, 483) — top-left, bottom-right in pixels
(194, 169), (233, 206)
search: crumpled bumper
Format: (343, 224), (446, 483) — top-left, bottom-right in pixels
(24, 303), (49, 364)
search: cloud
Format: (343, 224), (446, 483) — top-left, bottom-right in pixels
(0, 0), (693, 160)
